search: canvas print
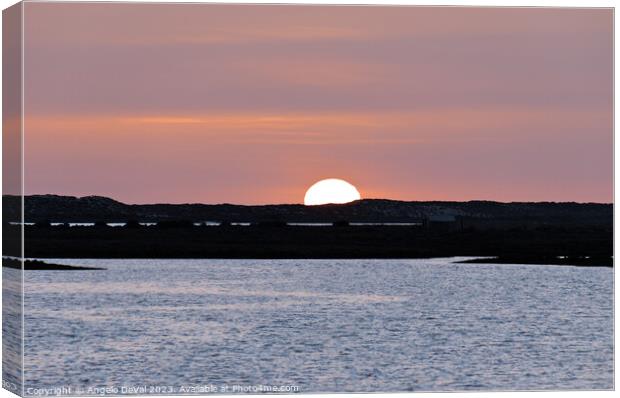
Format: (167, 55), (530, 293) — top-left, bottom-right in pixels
(2, 1), (613, 395)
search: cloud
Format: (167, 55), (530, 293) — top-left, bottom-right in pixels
(25, 105), (608, 146)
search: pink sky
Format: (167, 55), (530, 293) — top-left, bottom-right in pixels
(22, 3), (612, 204)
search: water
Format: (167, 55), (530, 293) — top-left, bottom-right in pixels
(2, 267), (23, 395)
(14, 258), (613, 393)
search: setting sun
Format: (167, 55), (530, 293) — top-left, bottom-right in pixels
(304, 178), (361, 206)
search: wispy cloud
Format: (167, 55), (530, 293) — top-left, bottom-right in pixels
(25, 105), (608, 145)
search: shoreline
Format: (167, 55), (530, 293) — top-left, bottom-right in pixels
(454, 256), (612, 268)
(5, 256), (611, 269)
(2, 258), (105, 270)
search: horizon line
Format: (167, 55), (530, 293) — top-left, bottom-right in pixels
(3, 193), (613, 206)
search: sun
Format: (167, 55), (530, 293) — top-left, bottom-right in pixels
(304, 178), (361, 206)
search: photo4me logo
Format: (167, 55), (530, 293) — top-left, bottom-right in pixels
(228, 384), (300, 393)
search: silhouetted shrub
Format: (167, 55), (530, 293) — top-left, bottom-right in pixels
(255, 220), (287, 227)
(125, 220), (141, 228)
(156, 220), (194, 228)
(35, 219), (52, 228)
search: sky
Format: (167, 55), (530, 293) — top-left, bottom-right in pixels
(22, 3), (612, 204)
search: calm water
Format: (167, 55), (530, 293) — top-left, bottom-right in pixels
(15, 258), (614, 393)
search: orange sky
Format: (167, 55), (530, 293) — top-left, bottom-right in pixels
(22, 3), (612, 204)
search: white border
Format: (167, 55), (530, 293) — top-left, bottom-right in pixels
(7, 1), (619, 7)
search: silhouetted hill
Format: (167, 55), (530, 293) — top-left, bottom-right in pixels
(2, 194), (612, 227)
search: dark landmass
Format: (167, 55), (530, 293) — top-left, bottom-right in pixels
(2, 194), (613, 225)
(2, 258), (105, 270)
(1, 195), (612, 267)
(2, 224), (611, 267)
(456, 256), (612, 267)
